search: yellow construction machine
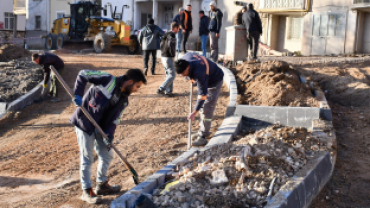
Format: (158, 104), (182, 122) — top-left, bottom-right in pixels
(45, 1), (139, 54)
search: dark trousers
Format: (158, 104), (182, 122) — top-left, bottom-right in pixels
(247, 31), (260, 59)
(182, 30), (191, 52)
(143, 50), (157, 74)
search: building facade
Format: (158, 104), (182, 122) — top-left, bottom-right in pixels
(0, 0), (26, 32)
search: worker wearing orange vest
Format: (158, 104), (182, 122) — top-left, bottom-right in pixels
(180, 5), (193, 53)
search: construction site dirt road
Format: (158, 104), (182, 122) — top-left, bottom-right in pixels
(0, 54), (229, 207)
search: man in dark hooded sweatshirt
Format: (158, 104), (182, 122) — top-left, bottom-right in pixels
(242, 3), (262, 61)
(138, 18), (165, 76)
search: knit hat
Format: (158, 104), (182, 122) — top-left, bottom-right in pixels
(209, 1), (217, 7)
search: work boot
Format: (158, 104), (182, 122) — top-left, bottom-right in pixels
(143, 68), (148, 76)
(156, 88), (165, 95)
(192, 136), (208, 146)
(95, 181), (121, 195)
(165, 93), (176, 97)
(81, 188), (102, 204)
(50, 97), (59, 102)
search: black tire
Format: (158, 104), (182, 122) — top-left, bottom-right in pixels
(93, 33), (112, 53)
(45, 33), (57, 50)
(56, 34), (66, 49)
(127, 35), (139, 54)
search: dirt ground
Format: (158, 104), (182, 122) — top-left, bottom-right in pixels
(294, 62), (370, 208)
(0, 54), (229, 207)
(231, 61), (319, 107)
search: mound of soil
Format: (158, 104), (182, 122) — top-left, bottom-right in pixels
(231, 61), (319, 107)
(296, 66), (370, 107)
(0, 44), (31, 61)
(0, 62), (43, 102)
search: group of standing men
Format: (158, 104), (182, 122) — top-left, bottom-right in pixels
(172, 2), (223, 63)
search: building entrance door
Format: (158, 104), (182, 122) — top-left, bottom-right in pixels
(311, 13), (346, 55)
(163, 5), (174, 30)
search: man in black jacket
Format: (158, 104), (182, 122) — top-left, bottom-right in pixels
(157, 22), (179, 97)
(208, 1), (223, 62)
(32, 53), (64, 102)
(242, 3), (262, 61)
(180, 5), (193, 53)
(199, 10), (209, 57)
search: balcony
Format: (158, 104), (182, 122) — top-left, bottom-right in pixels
(259, 0), (308, 12)
(13, 0), (26, 15)
(352, 0), (370, 11)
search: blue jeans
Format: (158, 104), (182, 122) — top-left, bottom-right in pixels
(75, 127), (114, 189)
(176, 29), (183, 52)
(159, 57), (176, 94)
(201, 35), (208, 57)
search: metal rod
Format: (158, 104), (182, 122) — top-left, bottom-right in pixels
(188, 82), (193, 150)
(49, 66), (140, 184)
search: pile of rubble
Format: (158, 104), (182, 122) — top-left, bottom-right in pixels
(149, 125), (333, 208)
(232, 61), (319, 107)
(0, 61), (43, 102)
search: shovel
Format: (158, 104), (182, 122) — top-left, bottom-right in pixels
(49, 66), (140, 185)
(187, 82), (193, 150)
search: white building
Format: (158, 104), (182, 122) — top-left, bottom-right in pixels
(0, 0), (26, 36)
(101, 0), (133, 25)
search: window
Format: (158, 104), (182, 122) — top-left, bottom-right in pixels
(288, 17), (303, 39)
(57, 12), (65, 19)
(35, 16), (41, 30)
(4, 12), (14, 30)
(328, 14), (345, 37)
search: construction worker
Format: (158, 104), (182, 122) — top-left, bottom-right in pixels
(180, 4), (193, 53)
(158, 22), (179, 97)
(242, 3), (262, 62)
(173, 7), (185, 52)
(175, 53), (224, 146)
(69, 69), (147, 204)
(199, 10), (210, 57)
(32, 53), (64, 102)
(208, 1), (223, 62)
(138, 18), (165, 76)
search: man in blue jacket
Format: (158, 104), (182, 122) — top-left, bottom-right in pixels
(138, 18), (165, 75)
(175, 53), (224, 146)
(199, 10), (209, 57)
(173, 7), (185, 52)
(208, 1), (223, 62)
(70, 69), (147, 204)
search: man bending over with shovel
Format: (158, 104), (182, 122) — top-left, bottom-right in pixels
(69, 69), (147, 204)
(32, 53), (64, 102)
(175, 53), (224, 146)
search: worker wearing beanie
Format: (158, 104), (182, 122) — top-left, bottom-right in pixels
(174, 53), (224, 146)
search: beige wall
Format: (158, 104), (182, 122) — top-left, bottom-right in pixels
(0, 0), (26, 31)
(50, 0), (72, 30)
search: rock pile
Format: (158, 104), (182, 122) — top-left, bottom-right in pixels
(0, 61), (43, 102)
(149, 125), (333, 208)
(231, 61), (319, 107)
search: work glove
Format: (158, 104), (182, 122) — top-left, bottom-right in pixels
(73, 95), (82, 106)
(103, 136), (114, 151)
